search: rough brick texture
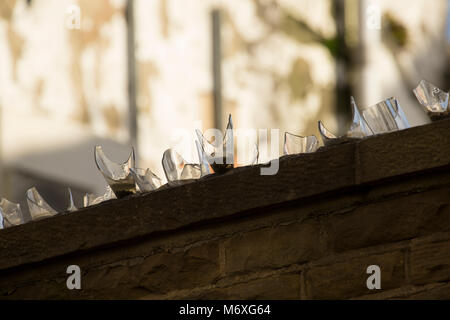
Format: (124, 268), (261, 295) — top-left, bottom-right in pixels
(0, 119), (449, 299)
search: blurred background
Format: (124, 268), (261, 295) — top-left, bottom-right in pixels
(0, 0), (449, 218)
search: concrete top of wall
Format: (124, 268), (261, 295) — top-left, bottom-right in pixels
(0, 118), (449, 271)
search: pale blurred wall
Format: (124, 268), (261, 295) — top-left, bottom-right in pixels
(134, 0), (337, 170)
(0, 0), (337, 183)
(0, 0), (130, 204)
(0, 0), (448, 206)
(0, 0), (129, 139)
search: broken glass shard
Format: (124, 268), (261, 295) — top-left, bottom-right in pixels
(318, 97), (373, 146)
(131, 168), (162, 192)
(223, 114), (234, 163)
(195, 114), (234, 174)
(180, 164), (201, 180)
(250, 143), (259, 165)
(83, 194), (95, 207)
(361, 97), (410, 134)
(94, 145), (136, 198)
(162, 149), (201, 185)
(347, 97), (373, 138)
(413, 80), (449, 113)
(67, 188), (77, 212)
(0, 198), (24, 229)
(84, 185), (116, 207)
(318, 120), (339, 146)
(195, 140), (212, 177)
(283, 132), (319, 155)
(26, 187), (58, 221)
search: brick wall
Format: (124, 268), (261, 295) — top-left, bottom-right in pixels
(0, 119), (449, 299)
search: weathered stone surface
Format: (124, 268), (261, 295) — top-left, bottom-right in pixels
(410, 237), (450, 285)
(305, 251), (406, 299)
(357, 118), (450, 184)
(162, 273), (302, 300)
(223, 219), (322, 274)
(400, 282), (450, 299)
(0, 241), (220, 300)
(324, 188), (450, 253)
(352, 283), (450, 300)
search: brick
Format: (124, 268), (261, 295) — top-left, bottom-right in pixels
(410, 239), (450, 285)
(5, 241), (221, 299)
(223, 219), (322, 274)
(324, 188), (450, 253)
(218, 273), (302, 299)
(352, 283), (447, 300)
(400, 283), (450, 299)
(305, 250), (405, 299)
(171, 273), (301, 300)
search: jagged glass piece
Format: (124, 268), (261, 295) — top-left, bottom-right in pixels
(223, 114), (234, 162)
(83, 185), (116, 207)
(131, 168), (162, 192)
(250, 143), (259, 165)
(361, 97), (410, 134)
(195, 140), (212, 177)
(67, 188), (77, 212)
(413, 80), (449, 113)
(26, 187), (58, 221)
(180, 164), (201, 180)
(318, 120), (338, 146)
(347, 97), (374, 138)
(0, 198), (24, 229)
(318, 97), (374, 146)
(284, 132), (319, 155)
(94, 145), (136, 198)
(195, 114), (234, 174)
(162, 149), (201, 185)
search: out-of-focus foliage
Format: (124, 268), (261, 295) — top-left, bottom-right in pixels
(382, 13), (409, 49)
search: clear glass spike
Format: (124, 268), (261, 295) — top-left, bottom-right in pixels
(250, 143), (259, 165)
(224, 114), (234, 163)
(347, 97), (373, 138)
(0, 198), (24, 229)
(162, 149), (201, 185)
(284, 132), (319, 155)
(26, 187), (58, 221)
(180, 164), (201, 180)
(413, 80), (449, 113)
(319, 97), (374, 146)
(131, 168), (162, 192)
(83, 194), (95, 207)
(67, 188), (77, 212)
(84, 185), (116, 207)
(361, 97), (410, 134)
(94, 145), (136, 198)
(195, 139), (212, 177)
(318, 120), (338, 146)
(195, 114), (234, 174)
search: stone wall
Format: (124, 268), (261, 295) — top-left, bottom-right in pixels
(0, 118), (449, 299)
